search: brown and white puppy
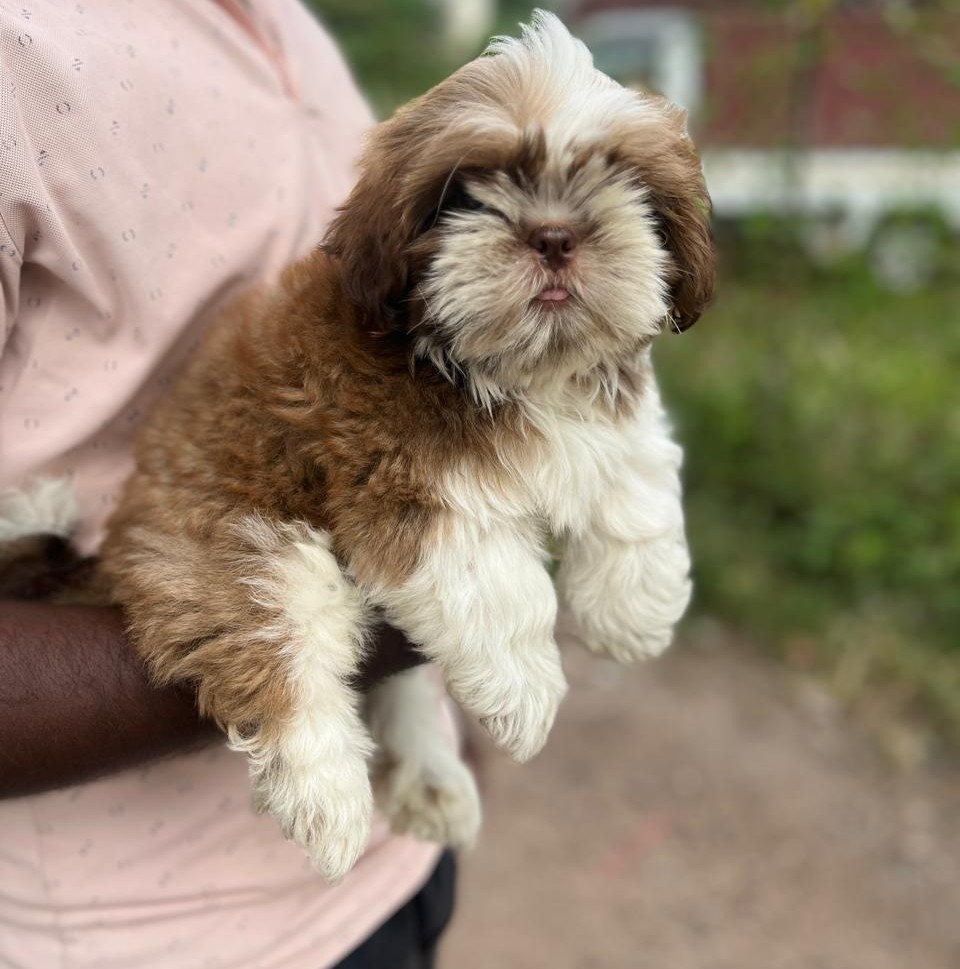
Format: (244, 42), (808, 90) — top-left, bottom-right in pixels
(0, 12), (714, 880)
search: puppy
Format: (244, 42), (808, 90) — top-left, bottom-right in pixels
(3, 12), (714, 881)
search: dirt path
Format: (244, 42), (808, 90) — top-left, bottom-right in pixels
(441, 621), (960, 969)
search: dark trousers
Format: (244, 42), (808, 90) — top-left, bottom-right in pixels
(332, 852), (457, 969)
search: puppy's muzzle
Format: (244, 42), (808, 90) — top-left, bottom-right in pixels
(529, 224), (577, 271)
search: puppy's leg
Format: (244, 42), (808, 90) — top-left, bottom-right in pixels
(234, 520), (375, 881)
(0, 475), (79, 543)
(367, 666), (480, 848)
(102, 515), (374, 882)
(0, 476), (100, 601)
(558, 380), (692, 662)
(371, 519), (567, 763)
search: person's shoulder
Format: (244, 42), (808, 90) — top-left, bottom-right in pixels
(266, 0), (374, 129)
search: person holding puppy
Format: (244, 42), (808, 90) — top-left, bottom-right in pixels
(0, 2), (457, 967)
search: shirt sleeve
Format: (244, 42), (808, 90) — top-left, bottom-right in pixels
(0, 54), (31, 360)
(0, 215), (21, 356)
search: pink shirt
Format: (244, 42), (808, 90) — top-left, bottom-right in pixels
(0, 2), (440, 966)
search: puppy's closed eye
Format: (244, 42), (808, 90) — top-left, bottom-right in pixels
(440, 182), (504, 221)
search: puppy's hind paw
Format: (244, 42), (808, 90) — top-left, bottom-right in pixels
(377, 754), (481, 849)
(0, 476), (79, 542)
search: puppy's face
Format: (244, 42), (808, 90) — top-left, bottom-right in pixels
(325, 13), (714, 395)
(414, 137), (673, 382)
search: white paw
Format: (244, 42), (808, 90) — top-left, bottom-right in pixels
(580, 621), (678, 664)
(456, 654), (568, 763)
(479, 697), (559, 762)
(377, 753), (481, 849)
(250, 747), (374, 883)
(574, 581), (690, 663)
(0, 476), (78, 542)
(563, 536), (692, 665)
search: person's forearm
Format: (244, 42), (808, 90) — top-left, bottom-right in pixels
(0, 601), (423, 799)
(0, 602), (218, 797)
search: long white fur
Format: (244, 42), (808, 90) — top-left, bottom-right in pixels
(0, 476), (79, 541)
(367, 667), (481, 848)
(368, 516), (568, 763)
(368, 362), (690, 758)
(556, 377), (692, 662)
(230, 517), (375, 883)
(232, 520), (486, 877)
(486, 11), (673, 156)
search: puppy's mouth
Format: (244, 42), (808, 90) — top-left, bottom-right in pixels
(535, 286), (572, 306)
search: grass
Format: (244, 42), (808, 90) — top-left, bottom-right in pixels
(655, 259), (960, 749)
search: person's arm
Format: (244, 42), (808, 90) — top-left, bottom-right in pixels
(0, 601), (422, 798)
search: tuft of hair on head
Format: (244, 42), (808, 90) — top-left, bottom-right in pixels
(484, 9), (592, 67)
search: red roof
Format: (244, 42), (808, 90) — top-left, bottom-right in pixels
(576, 3), (960, 148)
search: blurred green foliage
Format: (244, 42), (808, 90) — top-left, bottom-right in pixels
(308, 0), (546, 116)
(307, 0), (452, 115)
(654, 264), (960, 744)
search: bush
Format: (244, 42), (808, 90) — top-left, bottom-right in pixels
(308, 0), (454, 115)
(655, 267), (960, 742)
(310, 0), (545, 116)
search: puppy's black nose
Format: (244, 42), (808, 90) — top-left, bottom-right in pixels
(528, 224), (576, 270)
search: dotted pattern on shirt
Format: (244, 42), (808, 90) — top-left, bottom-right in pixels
(0, 0), (369, 552)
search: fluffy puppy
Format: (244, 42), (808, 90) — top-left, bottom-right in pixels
(5, 12), (715, 881)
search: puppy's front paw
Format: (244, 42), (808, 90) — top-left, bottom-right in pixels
(250, 743), (374, 883)
(578, 618), (679, 664)
(283, 783), (372, 884)
(563, 535), (691, 664)
(377, 753), (481, 849)
(457, 653), (568, 763)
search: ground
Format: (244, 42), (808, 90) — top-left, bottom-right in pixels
(440, 619), (960, 969)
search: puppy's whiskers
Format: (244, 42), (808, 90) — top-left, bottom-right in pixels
(430, 155), (470, 229)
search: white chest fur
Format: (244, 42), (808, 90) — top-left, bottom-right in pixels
(374, 373), (688, 772)
(441, 383), (662, 540)
(524, 402), (634, 535)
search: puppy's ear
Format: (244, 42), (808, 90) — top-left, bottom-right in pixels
(323, 69), (519, 331)
(322, 117), (420, 329)
(621, 100), (716, 332)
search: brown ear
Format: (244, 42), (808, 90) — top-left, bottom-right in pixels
(647, 150), (716, 333)
(322, 61), (527, 331)
(619, 99), (716, 332)
(322, 116), (422, 328)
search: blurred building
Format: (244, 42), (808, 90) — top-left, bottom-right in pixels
(565, 0), (960, 288)
(433, 0), (497, 54)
